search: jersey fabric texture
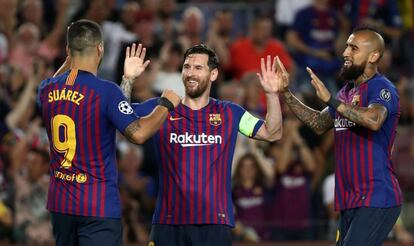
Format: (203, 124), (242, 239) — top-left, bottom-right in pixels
(329, 73), (402, 211)
(132, 98), (264, 227)
(38, 69), (139, 218)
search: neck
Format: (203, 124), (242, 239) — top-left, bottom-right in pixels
(355, 68), (377, 86)
(182, 95), (210, 110)
(70, 56), (99, 76)
(242, 179), (254, 189)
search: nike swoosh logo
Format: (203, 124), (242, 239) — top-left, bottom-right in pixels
(169, 116), (183, 121)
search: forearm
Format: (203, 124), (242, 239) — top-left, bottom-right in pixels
(263, 93), (283, 141)
(6, 80), (36, 129)
(120, 76), (134, 102)
(283, 91), (333, 134)
(336, 103), (386, 131)
(125, 106), (168, 144)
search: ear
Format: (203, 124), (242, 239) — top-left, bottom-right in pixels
(98, 42), (104, 56)
(210, 68), (219, 82)
(369, 51), (380, 63)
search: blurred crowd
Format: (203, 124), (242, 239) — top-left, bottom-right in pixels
(0, 0), (414, 244)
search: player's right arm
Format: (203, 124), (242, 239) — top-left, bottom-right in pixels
(282, 91), (333, 135)
(124, 90), (180, 144)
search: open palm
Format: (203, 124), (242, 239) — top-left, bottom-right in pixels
(123, 43), (150, 80)
(257, 56), (289, 94)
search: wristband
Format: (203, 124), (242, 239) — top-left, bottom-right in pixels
(327, 96), (341, 110)
(157, 97), (174, 111)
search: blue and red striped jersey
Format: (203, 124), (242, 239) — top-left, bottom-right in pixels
(329, 74), (402, 210)
(38, 69), (139, 218)
(132, 98), (263, 227)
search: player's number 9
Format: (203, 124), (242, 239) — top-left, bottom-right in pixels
(51, 114), (76, 169)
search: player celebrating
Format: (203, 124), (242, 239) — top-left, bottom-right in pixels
(121, 44), (284, 245)
(278, 27), (402, 246)
(38, 20), (180, 246)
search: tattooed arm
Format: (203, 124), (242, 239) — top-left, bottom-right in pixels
(283, 91), (334, 135)
(124, 89), (181, 144)
(336, 103), (387, 131)
(123, 106), (168, 144)
(120, 76), (134, 102)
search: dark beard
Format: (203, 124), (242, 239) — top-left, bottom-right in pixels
(339, 63), (365, 81)
(185, 83), (208, 98)
(184, 77), (209, 98)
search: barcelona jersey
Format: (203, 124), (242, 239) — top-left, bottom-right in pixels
(132, 98), (264, 227)
(38, 69), (139, 218)
(329, 74), (402, 210)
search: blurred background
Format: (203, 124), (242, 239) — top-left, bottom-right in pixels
(0, 0), (413, 245)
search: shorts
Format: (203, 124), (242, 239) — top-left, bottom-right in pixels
(148, 224), (232, 246)
(336, 206), (401, 246)
(51, 212), (122, 246)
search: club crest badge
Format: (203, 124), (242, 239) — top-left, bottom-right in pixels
(209, 114), (222, 126)
(351, 95), (360, 106)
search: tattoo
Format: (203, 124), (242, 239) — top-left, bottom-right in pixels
(338, 103), (387, 130)
(284, 92), (333, 134)
(120, 76), (133, 102)
(124, 120), (141, 143)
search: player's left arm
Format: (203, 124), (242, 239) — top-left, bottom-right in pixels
(253, 56), (285, 141)
(336, 103), (388, 131)
(307, 67), (389, 131)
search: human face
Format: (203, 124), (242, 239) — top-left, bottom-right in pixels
(240, 158), (257, 181)
(182, 53), (214, 98)
(340, 33), (371, 81)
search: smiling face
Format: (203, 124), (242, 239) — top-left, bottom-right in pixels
(340, 30), (384, 81)
(181, 53), (217, 98)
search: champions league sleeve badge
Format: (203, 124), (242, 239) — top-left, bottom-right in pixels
(118, 101), (134, 114)
(380, 89), (391, 102)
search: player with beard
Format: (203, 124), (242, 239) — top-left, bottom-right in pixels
(277, 27), (402, 246)
(38, 20), (181, 246)
(121, 44), (284, 246)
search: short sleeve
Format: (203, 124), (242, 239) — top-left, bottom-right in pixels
(105, 84), (140, 133)
(131, 98), (159, 117)
(230, 103), (264, 138)
(367, 81), (396, 114)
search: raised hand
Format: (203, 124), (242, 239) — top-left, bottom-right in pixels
(256, 55), (290, 94)
(306, 67), (331, 103)
(124, 43), (150, 80)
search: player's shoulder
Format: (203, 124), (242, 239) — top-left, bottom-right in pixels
(369, 74), (398, 92)
(39, 71), (68, 91)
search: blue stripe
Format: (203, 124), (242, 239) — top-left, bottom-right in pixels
(201, 108), (207, 223)
(193, 109), (199, 223)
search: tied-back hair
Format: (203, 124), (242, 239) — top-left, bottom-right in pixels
(67, 19), (103, 55)
(183, 44), (219, 70)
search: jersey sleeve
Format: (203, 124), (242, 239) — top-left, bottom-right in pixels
(230, 103), (264, 138)
(367, 79), (396, 114)
(131, 98), (159, 117)
(105, 83), (140, 133)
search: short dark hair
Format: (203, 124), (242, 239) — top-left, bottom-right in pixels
(67, 19), (103, 55)
(183, 44), (219, 70)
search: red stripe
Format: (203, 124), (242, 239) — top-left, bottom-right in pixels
(86, 90), (95, 215)
(366, 131), (374, 205)
(181, 106), (188, 224)
(76, 86), (86, 215)
(189, 109), (195, 223)
(338, 130), (346, 209)
(205, 105), (211, 223)
(345, 128), (353, 208)
(53, 83), (62, 212)
(213, 105), (219, 224)
(168, 107), (179, 223)
(94, 96), (106, 216)
(351, 130), (359, 208)
(197, 109), (203, 224)
(358, 133), (366, 208)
